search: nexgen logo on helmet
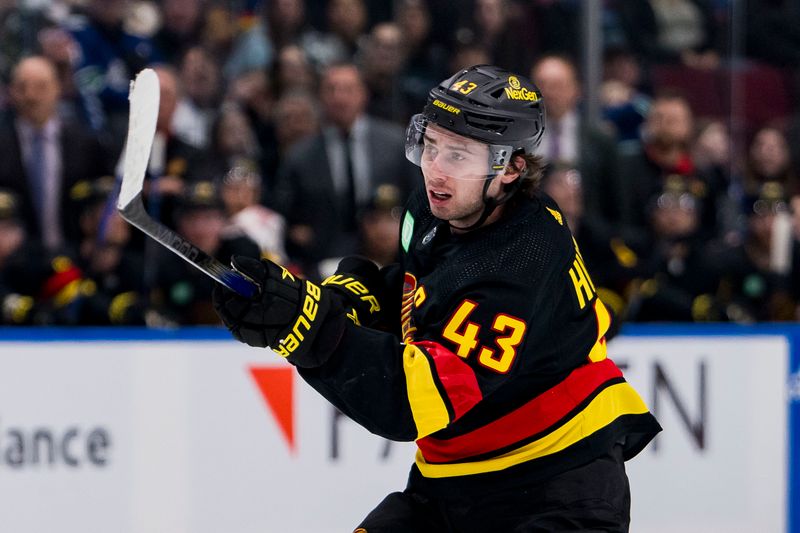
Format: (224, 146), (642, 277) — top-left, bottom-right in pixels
(504, 87), (539, 102)
(505, 74), (539, 100)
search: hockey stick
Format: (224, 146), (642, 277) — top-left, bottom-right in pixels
(116, 68), (259, 298)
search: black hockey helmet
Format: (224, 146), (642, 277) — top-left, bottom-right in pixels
(406, 64), (546, 174)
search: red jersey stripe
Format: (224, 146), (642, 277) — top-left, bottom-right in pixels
(417, 358), (623, 462)
(413, 340), (483, 421)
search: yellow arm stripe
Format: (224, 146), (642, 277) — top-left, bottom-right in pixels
(588, 298), (611, 363)
(402, 344), (451, 440)
(415, 382), (648, 477)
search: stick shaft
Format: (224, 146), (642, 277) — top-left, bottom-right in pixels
(119, 193), (259, 298)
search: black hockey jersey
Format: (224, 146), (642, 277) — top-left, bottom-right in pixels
(299, 187), (660, 483)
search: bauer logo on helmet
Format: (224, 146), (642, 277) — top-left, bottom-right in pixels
(432, 99), (461, 115)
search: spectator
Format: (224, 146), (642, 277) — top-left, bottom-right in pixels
(0, 188), (29, 323)
(220, 165), (288, 264)
(0, 180), (112, 326)
(0, 0), (63, 82)
(226, 67), (276, 169)
(704, 181), (797, 322)
(626, 175), (718, 322)
(617, 0), (720, 70)
(359, 22), (410, 122)
(302, 0), (368, 68)
(693, 119), (733, 182)
(3, 252), (89, 325)
(325, 0), (368, 59)
(152, 0), (205, 66)
(70, 0), (161, 137)
(317, 183), (403, 278)
(356, 184), (402, 267)
(221, 5), (273, 81)
(619, 91), (726, 241)
(743, 125), (798, 197)
(38, 27), (80, 109)
(198, 3), (237, 62)
(266, 0), (310, 50)
(171, 46), (223, 150)
(454, 0), (533, 73)
(274, 62), (414, 273)
(204, 103), (263, 187)
(269, 89), (321, 182)
(273, 90), (320, 152)
(531, 55), (625, 232)
(395, 0), (449, 117)
(69, 176), (146, 324)
(601, 47), (651, 144)
(0, 55), (111, 250)
(272, 44), (317, 97)
(692, 119), (739, 241)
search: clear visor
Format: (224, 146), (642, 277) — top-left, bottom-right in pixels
(405, 114), (514, 181)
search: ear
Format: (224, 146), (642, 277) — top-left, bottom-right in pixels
(500, 155), (526, 184)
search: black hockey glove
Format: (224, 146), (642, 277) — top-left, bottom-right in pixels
(213, 256), (346, 368)
(321, 256), (385, 328)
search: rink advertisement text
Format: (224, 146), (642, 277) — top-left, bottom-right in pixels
(0, 420), (110, 469)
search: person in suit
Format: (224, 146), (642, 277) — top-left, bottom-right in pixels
(530, 55), (626, 232)
(273, 62), (415, 274)
(0, 55), (111, 251)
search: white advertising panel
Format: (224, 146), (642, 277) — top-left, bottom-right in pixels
(611, 335), (788, 533)
(0, 330), (792, 533)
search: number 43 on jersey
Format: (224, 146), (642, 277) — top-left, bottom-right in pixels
(442, 300), (527, 374)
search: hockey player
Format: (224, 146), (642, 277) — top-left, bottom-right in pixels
(213, 65), (661, 532)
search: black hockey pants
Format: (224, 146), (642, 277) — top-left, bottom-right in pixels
(354, 445), (631, 533)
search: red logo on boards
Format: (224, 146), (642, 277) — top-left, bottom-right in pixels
(249, 366), (296, 452)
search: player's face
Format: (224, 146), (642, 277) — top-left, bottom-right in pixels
(420, 125), (500, 228)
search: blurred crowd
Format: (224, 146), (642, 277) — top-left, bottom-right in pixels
(0, 0), (799, 327)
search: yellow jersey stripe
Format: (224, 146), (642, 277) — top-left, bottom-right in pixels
(403, 344), (451, 439)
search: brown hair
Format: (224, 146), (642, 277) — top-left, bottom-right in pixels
(511, 153), (544, 198)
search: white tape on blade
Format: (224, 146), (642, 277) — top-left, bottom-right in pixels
(117, 69), (160, 209)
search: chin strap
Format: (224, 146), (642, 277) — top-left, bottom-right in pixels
(449, 175), (522, 232)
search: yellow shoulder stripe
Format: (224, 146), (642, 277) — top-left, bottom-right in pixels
(546, 206), (563, 225)
(587, 298), (611, 363)
(403, 344), (451, 440)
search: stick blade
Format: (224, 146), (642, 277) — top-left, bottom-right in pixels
(117, 68), (160, 209)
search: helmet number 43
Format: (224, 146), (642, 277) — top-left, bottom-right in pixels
(451, 80), (478, 95)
